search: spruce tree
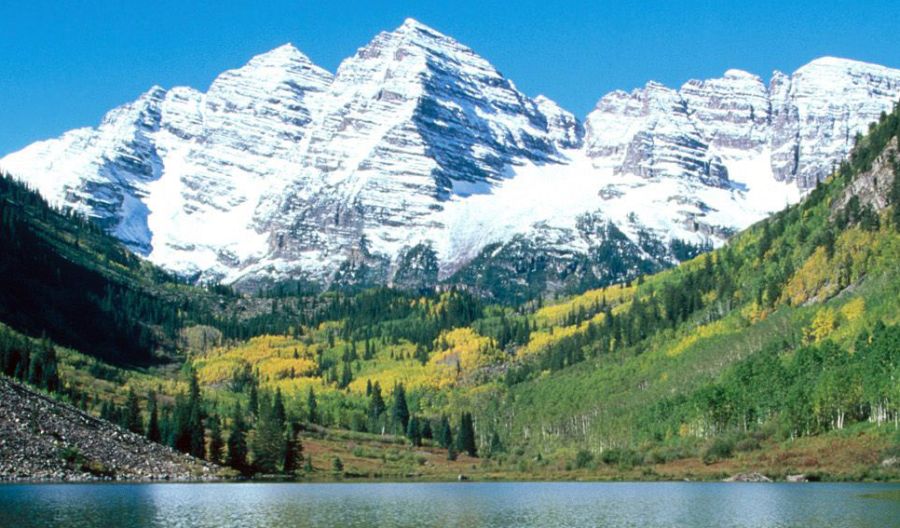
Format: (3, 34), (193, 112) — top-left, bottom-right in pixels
(250, 393), (285, 474)
(283, 424), (302, 475)
(188, 372), (205, 459)
(124, 387), (143, 435)
(406, 415), (422, 446)
(248, 381), (259, 417)
(307, 387), (318, 424)
(438, 416), (452, 449)
(226, 403), (249, 474)
(207, 415), (224, 464)
(457, 412), (477, 457)
(273, 389), (286, 428)
(146, 390), (161, 443)
(391, 383), (410, 435)
(368, 382), (386, 432)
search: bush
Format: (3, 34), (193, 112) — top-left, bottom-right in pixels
(734, 437), (761, 453)
(702, 437), (735, 464)
(574, 450), (594, 469)
(600, 448), (642, 468)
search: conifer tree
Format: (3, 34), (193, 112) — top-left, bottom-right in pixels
(124, 387), (143, 435)
(188, 372), (205, 458)
(250, 393), (285, 474)
(406, 415), (422, 446)
(207, 415), (223, 464)
(226, 403), (249, 474)
(307, 387), (318, 424)
(457, 412), (477, 457)
(146, 390), (161, 443)
(391, 383), (410, 434)
(283, 424), (302, 475)
(273, 389), (286, 428)
(438, 416), (453, 449)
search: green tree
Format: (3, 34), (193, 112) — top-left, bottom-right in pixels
(207, 415), (224, 464)
(438, 416), (453, 449)
(146, 390), (161, 443)
(124, 387), (143, 435)
(250, 393), (286, 474)
(283, 425), (302, 475)
(456, 412), (477, 457)
(307, 387), (318, 424)
(187, 372), (205, 458)
(367, 382), (386, 433)
(226, 403), (249, 474)
(391, 383), (410, 435)
(406, 415), (422, 446)
(273, 389), (286, 428)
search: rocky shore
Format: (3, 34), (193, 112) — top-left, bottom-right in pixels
(0, 377), (221, 482)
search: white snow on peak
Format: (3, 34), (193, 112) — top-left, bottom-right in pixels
(2, 20), (899, 291)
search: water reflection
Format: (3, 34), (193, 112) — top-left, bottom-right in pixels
(0, 482), (897, 528)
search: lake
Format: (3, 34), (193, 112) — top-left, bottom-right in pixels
(0, 482), (897, 527)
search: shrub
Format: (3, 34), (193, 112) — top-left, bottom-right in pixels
(574, 450), (594, 469)
(600, 448), (642, 468)
(702, 437), (735, 464)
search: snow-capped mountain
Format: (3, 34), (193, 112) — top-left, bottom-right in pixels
(3, 19), (899, 299)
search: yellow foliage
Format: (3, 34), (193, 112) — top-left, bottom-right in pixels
(840, 298), (865, 323)
(665, 320), (729, 357)
(194, 335), (320, 386)
(535, 283), (635, 326)
(806, 307), (838, 343)
(430, 328), (502, 371)
(519, 324), (582, 357)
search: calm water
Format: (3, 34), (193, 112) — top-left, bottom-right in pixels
(0, 482), (897, 528)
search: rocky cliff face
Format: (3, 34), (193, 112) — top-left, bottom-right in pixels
(2, 19), (899, 298)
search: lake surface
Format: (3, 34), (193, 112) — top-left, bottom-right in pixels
(0, 482), (897, 528)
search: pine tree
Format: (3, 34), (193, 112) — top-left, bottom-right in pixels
(368, 382), (386, 432)
(406, 415), (422, 446)
(307, 387), (318, 424)
(226, 403), (249, 474)
(273, 389), (286, 428)
(207, 415), (224, 464)
(489, 431), (504, 457)
(438, 416), (453, 449)
(188, 372), (205, 459)
(250, 392), (285, 474)
(421, 419), (433, 441)
(339, 361), (353, 389)
(283, 425), (302, 475)
(146, 390), (161, 443)
(456, 412), (477, 457)
(248, 381), (259, 417)
(124, 387), (143, 435)
(391, 383), (410, 435)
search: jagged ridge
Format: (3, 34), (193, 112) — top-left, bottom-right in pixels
(2, 20), (899, 299)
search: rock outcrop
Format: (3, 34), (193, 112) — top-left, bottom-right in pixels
(0, 377), (220, 481)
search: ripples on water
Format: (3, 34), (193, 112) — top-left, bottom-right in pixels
(0, 482), (898, 528)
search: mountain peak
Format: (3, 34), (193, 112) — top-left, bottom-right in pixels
(246, 42), (318, 69)
(797, 56), (894, 75)
(397, 17), (439, 34)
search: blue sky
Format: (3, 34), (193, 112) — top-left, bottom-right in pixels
(2, 0), (899, 155)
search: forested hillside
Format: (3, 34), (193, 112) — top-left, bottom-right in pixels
(1, 102), (898, 481)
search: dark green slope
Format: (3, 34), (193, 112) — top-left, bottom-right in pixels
(0, 174), (229, 365)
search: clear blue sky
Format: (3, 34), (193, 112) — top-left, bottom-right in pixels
(2, 0), (899, 155)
